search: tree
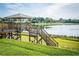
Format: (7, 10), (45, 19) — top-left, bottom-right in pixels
(59, 18), (64, 23)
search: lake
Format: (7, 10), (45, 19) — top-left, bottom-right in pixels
(45, 24), (79, 37)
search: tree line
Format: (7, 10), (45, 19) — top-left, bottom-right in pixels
(31, 17), (79, 23)
(0, 17), (79, 23)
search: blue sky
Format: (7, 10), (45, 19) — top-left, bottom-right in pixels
(0, 3), (79, 19)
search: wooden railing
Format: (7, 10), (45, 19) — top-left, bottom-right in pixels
(39, 29), (58, 46)
(26, 23), (58, 46)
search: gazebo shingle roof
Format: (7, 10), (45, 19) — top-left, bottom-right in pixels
(5, 13), (32, 19)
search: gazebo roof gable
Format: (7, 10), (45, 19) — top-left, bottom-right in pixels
(5, 13), (32, 19)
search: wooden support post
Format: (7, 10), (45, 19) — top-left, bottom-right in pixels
(37, 37), (42, 44)
(19, 32), (21, 41)
(40, 39), (42, 44)
(11, 32), (13, 39)
(16, 32), (18, 40)
(6, 33), (8, 39)
(34, 36), (38, 44)
(29, 32), (31, 42)
(8, 33), (10, 39)
(33, 39), (35, 43)
(9, 32), (12, 39)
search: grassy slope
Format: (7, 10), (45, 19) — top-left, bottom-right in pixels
(0, 39), (79, 56)
(54, 37), (79, 52)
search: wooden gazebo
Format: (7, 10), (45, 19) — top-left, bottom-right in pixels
(4, 13), (32, 31)
(0, 13), (32, 40)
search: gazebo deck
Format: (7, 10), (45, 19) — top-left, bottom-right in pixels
(0, 29), (17, 32)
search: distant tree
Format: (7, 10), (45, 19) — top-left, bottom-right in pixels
(59, 18), (63, 22)
(68, 19), (72, 22)
(44, 17), (51, 23)
(31, 17), (38, 23)
(37, 17), (44, 23)
(64, 19), (72, 23)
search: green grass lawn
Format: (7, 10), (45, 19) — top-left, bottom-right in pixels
(0, 39), (79, 56)
(54, 37), (79, 52)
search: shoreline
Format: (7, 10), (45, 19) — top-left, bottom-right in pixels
(50, 34), (79, 38)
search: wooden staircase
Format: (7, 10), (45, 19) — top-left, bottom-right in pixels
(26, 23), (58, 46)
(39, 29), (58, 46)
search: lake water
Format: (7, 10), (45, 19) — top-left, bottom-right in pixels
(45, 24), (79, 37)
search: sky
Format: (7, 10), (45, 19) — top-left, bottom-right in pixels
(0, 3), (79, 19)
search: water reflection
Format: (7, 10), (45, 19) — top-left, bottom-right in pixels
(45, 25), (79, 37)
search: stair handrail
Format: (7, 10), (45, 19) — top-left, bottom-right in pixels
(40, 29), (55, 46)
(41, 29), (58, 46)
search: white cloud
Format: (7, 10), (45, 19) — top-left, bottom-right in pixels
(5, 3), (25, 14)
(30, 3), (71, 18)
(44, 4), (70, 16)
(4, 3), (79, 19)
